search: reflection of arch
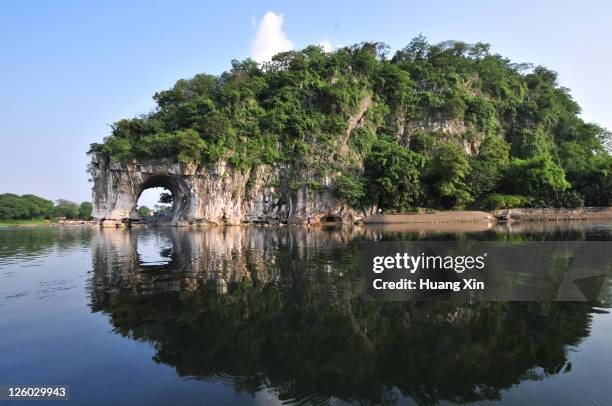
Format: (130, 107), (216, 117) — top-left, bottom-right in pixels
(90, 226), (363, 297)
(133, 175), (191, 224)
(135, 231), (175, 269)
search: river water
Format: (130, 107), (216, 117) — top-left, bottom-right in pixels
(0, 222), (611, 405)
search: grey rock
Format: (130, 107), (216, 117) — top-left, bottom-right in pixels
(89, 152), (367, 226)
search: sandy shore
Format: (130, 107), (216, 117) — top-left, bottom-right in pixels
(362, 211), (495, 224)
(361, 208), (612, 224)
(3, 208), (610, 228)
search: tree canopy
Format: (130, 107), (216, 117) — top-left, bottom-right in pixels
(0, 194), (54, 220)
(137, 206), (151, 217)
(0, 194), (93, 221)
(90, 37), (611, 209)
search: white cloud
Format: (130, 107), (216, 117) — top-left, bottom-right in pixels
(317, 39), (333, 53)
(251, 11), (293, 63)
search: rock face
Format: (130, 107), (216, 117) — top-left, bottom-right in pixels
(90, 152), (365, 226)
(399, 117), (483, 155)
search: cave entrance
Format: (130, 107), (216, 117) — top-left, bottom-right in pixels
(133, 175), (189, 224)
(320, 214), (342, 223)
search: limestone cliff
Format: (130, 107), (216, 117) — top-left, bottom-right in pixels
(89, 111), (478, 226)
(90, 152), (369, 226)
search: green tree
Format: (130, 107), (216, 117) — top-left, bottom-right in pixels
(0, 193), (29, 219)
(409, 131), (438, 157)
(508, 127), (554, 159)
(426, 143), (473, 208)
(78, 202), (93, 220)
(137, 206), (152, 217)
(0, 193), (54, 220)
(364, 139), (425, 211)
(557, 124), (611, 207)
(53, 199), (80, 219)
(332, 174), (365, 207)
(20, 194), (54, 218)
(159, 193), (173, 204)
(567, 154), (612, 206)
(469, 136), (510, 199)
(176, 129), (206, 163)
(501, 155), (571, 206)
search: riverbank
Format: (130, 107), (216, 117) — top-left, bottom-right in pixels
(0, 219), (96, 228)
(4, 208), (612, 227)
(361, 211), (495, 224)
(0, 219), (57, 227)
(491, 207), (612, 221)
(360, 207), (612, 224)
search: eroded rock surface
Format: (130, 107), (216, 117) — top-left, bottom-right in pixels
(90, 152), (367, 226)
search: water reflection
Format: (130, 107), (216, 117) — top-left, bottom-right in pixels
(0, 227), (93, 268)
(88, 224), (611, 405)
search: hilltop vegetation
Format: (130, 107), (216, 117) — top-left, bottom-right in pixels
(90, 36), (611, 210)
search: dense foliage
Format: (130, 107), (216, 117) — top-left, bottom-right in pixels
(0, 194), (54, 220)
(0, 194), (93, 220)
(91, 37), (611, 209)
(137, 205), (151, 217)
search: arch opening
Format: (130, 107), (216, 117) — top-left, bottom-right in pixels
(132, 175), (190, 224)
(135, 187), (174, 223)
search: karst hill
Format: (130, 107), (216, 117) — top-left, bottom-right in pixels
(89, 37), (611, 225)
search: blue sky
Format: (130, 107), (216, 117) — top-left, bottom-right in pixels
(1, 0), (611, 206)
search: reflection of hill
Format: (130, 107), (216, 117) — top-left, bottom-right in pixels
(90, 227), (596, 405)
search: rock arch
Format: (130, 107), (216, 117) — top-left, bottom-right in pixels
(90, 153), (198, 226)
(89, 152), (365, 226)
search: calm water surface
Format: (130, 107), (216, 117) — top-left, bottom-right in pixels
(1, 222), (611, 405)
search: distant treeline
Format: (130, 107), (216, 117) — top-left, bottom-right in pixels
(0, 193), (93, 220)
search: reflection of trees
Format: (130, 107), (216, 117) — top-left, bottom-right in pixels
(0, 227), (93, 266)
(365, 222), (612, 242)
(90, 227), (595, 405)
